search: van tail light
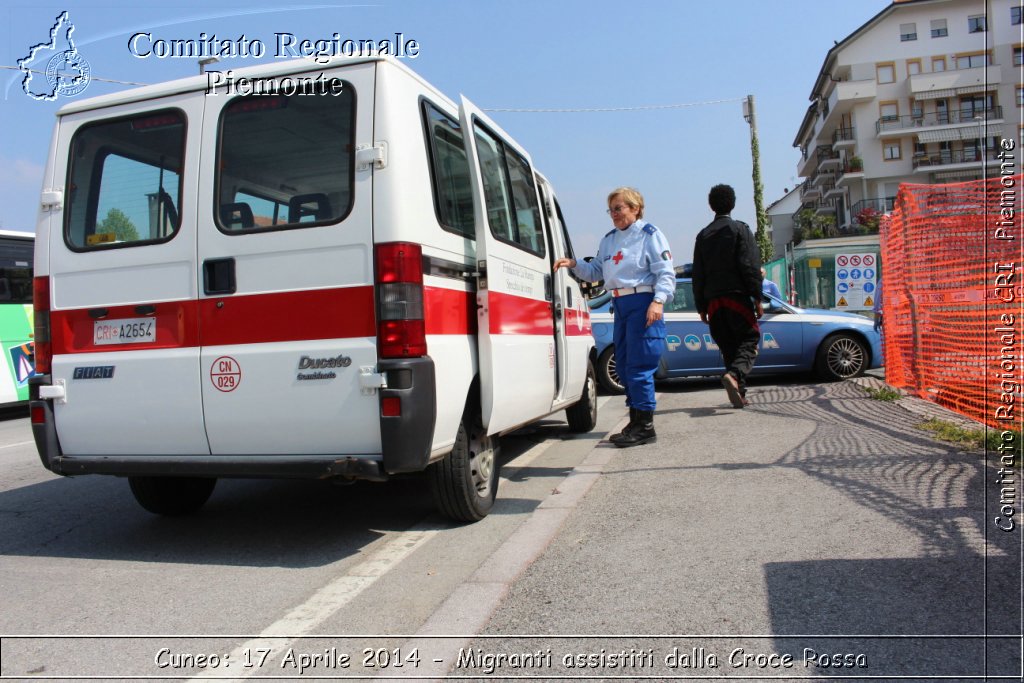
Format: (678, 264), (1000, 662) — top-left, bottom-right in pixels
(33, 276), (51, 375)
(375, 242), (426, 358)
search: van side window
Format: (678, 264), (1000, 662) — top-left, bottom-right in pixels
(65, 110), (184, 250)
(422, 103), (474, 237)
(215, 89), (355, 233)
(472, 125), (546, 257)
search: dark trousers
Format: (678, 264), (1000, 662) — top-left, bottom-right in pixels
(708, 294), (760, 393)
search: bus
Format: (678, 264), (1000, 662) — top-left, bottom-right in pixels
(0, 230), (35, 406)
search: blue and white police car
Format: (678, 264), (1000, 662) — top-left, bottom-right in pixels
(587, 273), (883, 393)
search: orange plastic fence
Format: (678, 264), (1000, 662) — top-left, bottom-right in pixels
(881, 175), (1022, 430)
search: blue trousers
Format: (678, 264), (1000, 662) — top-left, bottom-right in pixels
(612, 292), (666, 411)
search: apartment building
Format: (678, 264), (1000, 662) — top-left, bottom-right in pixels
(793, 0), (1023, 233)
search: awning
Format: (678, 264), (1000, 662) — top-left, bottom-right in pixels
(917, 125), (1002, 143)
(913, 83), (993, 100)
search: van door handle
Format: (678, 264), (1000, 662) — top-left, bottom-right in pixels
(203, 258), (236, 296)
(544, 274), (553, 302)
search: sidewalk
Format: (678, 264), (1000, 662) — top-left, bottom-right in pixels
(458, 378), (1022, 680)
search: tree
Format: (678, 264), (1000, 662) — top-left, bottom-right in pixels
(745, 95), (773, 263)
(793, 209), (837, 243)
(97, 208), (139, 242)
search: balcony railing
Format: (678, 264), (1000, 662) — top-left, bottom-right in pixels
(912, 148), (1003, 170)
(850, 197), (895, 216)
(832, 127), (855, 145)
(817, 146), (841, 168)
(876, 106), (1002, 134)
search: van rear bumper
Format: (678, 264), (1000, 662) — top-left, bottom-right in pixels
(31, 355), (438, 480)
(378, 356), (436, 474)
(37, 453), (388, 481)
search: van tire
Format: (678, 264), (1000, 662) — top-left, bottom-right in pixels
(566, 361), (598, 432)
(128, 476), (217, 516)
(428, 418), (499, 523)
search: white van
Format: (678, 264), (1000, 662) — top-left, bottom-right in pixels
(29, 56), (598, 522)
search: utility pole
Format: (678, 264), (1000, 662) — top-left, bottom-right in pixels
(743, 94), (773, 263)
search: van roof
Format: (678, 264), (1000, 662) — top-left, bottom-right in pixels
(55, 54), (428, 116)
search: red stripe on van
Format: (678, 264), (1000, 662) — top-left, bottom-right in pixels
(424, 286), (476, 335)
(50, 301), (200, 355)
(50, 287), (377, 355)
(563, 307), (592, 336)
(487, 291), (554, 336)
(199, 286), (376, 346)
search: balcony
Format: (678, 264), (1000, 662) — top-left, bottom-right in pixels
(911, 147), (1005, 171)
(824, 78), (877, 123)
(908, 64), (1000, 100)
(832, 127), (855, 149)
(814, 198), (838, 215)
(836, 164), (865, 187)
(876, 106), (1002, 136)
(823, 181), (846, 200)
(817, 146), (842, 171)
(800, 178), (821, 201)
(850, 197), (895, 216)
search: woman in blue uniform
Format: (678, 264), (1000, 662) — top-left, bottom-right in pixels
(553, 187), (675, 447)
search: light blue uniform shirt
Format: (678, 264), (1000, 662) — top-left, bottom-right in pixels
(572, 220), (675, 303)
(762, 279), (782, 300)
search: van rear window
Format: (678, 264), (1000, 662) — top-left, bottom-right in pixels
(65, 110), (184, 250)
(215, 88), (355, 232)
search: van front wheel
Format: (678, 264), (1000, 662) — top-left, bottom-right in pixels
(428, 418), (500, 523)
(128, 476), (217, 516)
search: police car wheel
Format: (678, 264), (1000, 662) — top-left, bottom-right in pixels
(597, 346), (625, 394)
(566, 361), (598, 432)
(428, 418), (500, 523)
(814, 333), (868, 381)
(128, 476), (217, 516)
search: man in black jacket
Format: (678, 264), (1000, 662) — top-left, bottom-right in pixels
(691, 184), (763, 408)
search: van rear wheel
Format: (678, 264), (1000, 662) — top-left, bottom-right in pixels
(428, 418), (500, 523)
(128, 476), (217, 516)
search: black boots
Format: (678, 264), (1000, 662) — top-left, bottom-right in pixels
(612, 410), (656, 448)
(610, 407), (639, 443)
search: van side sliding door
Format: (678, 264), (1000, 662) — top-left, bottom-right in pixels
(458, 97), (556, 434)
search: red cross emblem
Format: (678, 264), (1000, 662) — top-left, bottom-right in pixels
(612, 250), (624, 265)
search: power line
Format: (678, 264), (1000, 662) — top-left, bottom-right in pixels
(0, 65), (149, 87)
(483, 97), (746, 113)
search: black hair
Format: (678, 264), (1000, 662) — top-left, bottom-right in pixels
(708, 184), (736, 215)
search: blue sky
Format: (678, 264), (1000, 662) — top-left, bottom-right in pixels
(0, 0), (890, 260)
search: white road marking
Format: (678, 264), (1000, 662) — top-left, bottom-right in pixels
(191, 526), (438, 682)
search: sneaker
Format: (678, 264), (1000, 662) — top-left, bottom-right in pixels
(721, 373), (746, 409)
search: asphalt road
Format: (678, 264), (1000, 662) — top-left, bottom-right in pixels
(0, 378), (1020, 682)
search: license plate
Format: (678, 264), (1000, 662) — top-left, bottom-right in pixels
(94, 318), (156, 345)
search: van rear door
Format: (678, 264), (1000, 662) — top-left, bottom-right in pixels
(196, 64), (378, 455)
(458, 97), (557, 434)
(47, 96), (208, 455)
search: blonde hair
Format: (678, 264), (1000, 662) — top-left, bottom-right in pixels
(607, 187), (645, 219)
